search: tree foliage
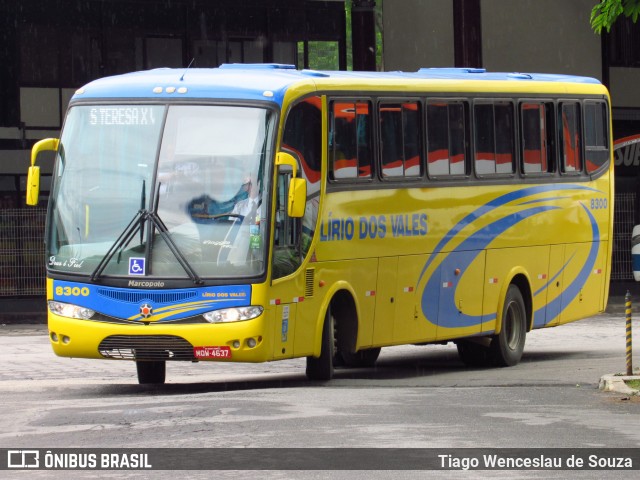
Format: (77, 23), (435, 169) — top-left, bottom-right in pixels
(591, 0), (640, 33)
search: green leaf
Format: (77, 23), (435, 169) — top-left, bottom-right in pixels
(591, 0), (625, 33)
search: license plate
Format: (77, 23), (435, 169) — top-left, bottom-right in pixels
(194, 346), (232, 359)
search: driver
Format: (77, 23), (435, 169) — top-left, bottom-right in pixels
(232, 175), (260, 218)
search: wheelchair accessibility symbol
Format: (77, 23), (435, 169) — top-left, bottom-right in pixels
(129, 257), (145, 276)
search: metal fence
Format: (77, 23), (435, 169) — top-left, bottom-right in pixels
(612, 192), (634, 281)
(0, 195), (636, 297)
(0, 208), (46, 296)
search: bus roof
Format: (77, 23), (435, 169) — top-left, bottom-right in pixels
(72, 63), (605, 106)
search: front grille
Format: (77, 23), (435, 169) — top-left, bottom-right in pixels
(97, 288), (198, 304)
(98, 335), (195, 361)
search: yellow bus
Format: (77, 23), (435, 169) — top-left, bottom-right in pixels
(27, 64), (613, 384)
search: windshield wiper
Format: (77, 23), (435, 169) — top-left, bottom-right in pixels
(139, 179), (146, 245)
(145, 209), (203, 284)
(90, 208), (146, 282)
(90, 205), (203, 284)
(148, 182), (202, 284)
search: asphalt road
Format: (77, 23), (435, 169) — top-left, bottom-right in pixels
(1, 314), (639, 480)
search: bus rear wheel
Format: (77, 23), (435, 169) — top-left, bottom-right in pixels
(136, 360), (166, 384)
(490, 284), (527, 367)
(306, 310), (335, 380)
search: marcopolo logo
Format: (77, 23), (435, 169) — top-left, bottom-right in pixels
(127, 280), (165, 288)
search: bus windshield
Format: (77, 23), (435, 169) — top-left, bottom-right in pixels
(47, 104), (274, 280)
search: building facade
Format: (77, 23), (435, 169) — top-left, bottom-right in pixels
(0, 0), (350, 310)
(2, 0), (639, 312)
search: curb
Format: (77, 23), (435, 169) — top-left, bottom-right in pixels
(599, 374), (640, 395)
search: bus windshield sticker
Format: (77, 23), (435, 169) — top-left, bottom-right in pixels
(89, 107), (157, 126)
(128, 257), (146, 276)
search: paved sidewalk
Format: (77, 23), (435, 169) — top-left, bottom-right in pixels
(599, 372), (640, 396)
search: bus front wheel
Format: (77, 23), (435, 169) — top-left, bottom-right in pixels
(136, 360), (166, 384)
(306, 310), (335, 381)
(490, 285), (527, 367)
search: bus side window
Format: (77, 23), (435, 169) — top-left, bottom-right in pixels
(426, 100), (468, 177)
(380, 101), (423, 178)
(329, 100), (372, 180)
(474, 101), (515, 176)
(273, 169), (301, 279)
(521, 101), (555, 174)
(560, 102), (583, 174)
(584, 101), (609, 174)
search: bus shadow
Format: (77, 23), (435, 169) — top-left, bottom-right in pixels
(96, 347), (585, 396)
(332, 348), (585, 380)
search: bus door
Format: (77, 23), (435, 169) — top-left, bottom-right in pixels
(270, 166), (305, 359)
(270, 96), (323, 360)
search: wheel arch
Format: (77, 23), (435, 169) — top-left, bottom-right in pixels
(310, 282), (359, 357)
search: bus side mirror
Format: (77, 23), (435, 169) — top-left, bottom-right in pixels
(27, 138), (59, 206)
(276, 151), (307, 218)
(632, 225), (640, 281)
(288, 177), (307, 218)
(26, 165), (40, 206)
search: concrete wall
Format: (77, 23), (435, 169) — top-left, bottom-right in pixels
(382, 0), (454, 71)
(481, 0), (600, 78)
(610, 68), (640, 108)
(383, 0), (601, 78)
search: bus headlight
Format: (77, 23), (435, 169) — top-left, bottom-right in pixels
(48, 301), (95, 320)
(203, 306), (263, 324)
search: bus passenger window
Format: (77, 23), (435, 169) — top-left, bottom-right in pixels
(474, 101), (514, 176)
(426, 100), (468, 177)
(329, 100), (372, 180)
(584, 101), (609, 173)
(560, 102), (583, 174)
(474, 103), (496, 175)
(380, 101), (422, 179)
(521, 102), (554, 174)
(495, 103), (515, 173)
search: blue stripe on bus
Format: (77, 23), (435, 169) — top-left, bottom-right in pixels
(418, 186), (602, 330)
(533, 204), (600, 327)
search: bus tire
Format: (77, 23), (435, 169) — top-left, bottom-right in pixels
(456, 340), (491, 367)
(340, 347), (381, 368)
(490, 284), (527, 367)
(306, 310), (335, 380)
(136, 360), (166, 384)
